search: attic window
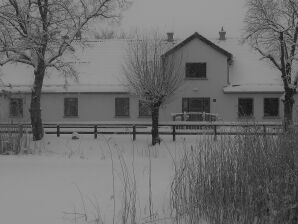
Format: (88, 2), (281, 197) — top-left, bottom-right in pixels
(9, 98), (23, 117)
(185, 63), (207, 78)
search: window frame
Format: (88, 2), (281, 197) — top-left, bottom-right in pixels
(263, 98), (279, 118)
(238, 98), (254, 118)
(138, 100), (152, 117)
(64, 97), (78, 117)
(9, 98), (23, 118)
(185, 62), (207, 79)
(115, 97), (130, 117)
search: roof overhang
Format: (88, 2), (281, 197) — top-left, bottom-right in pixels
(223, 84), (284, 94)
(162, 32), (233, 61)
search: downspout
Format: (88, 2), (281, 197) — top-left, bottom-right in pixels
(227, 58), (232, 85)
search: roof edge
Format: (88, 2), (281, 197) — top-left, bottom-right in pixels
(162, 32), (233, 61)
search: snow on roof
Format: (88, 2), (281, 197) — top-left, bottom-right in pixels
(223, 83), (283, 93)
(0, 84), (127, 93)
(215, 38), (281, 86)
(0, 35), (284, 94)
(0, 39), (177, 93)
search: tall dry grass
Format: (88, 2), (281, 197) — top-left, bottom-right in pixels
(170, 127), (298, 224)
(0, 124), (31, 154)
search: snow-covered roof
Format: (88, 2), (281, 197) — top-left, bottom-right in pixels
(223, 83), (283, 93)
(0, 84), (127, 93)
(0, 34), (284, 94)
(214, 38), (283, 93)
(0, 39), (177, 93)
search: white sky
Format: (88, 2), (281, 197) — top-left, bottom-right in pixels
(120, 0), (247, 39)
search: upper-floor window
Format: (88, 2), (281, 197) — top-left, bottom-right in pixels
(185, 62), (207, 78)
(115, 97), (129, 117)
(9, 98), (23, 117)
(139, 101), (151, 117)
(264, 98), (279, 117)
(64, 98), (78, 117)
(238, 98), (253, 118)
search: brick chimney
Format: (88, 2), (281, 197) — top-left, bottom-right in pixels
(219, 27), (226, 41)
(167, 32), (174, 42)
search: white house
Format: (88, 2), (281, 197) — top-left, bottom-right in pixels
(0, 30), (297, 123)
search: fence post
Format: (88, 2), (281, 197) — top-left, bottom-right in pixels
(94, 125), (98, 139)
(57, 124), (60, 137)
(18, 124), (23, 138)
(172, 125), (176, 141)
(263, 125), (266, 136)
(213, 125), (217, 141)
(132, 125), (136, 141)
(17, 124), (23, 154)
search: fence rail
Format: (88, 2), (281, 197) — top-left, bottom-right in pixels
(1, 121), (296, 141)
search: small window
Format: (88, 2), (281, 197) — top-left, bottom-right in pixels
(9, 98), (23, 117)
(185, 63), (207, 78)
(64, 98), (78, 117)
(139, 101), (151, 117)
(264, 98), (279, 117)
(238, 98), (253, 118)
(115, 97), (129, 117)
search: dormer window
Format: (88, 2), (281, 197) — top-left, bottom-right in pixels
(185, 62), (207, 78)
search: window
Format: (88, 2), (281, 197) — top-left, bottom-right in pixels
(139, 101), (151, 117)
(264, 98), (279, 117)
(64, 98), (78, 117)
(115, 97), (129, 117)
(182, 98), (210, 113)
(238, 98), (253, 117)
(9, 98), (23, 117)
(185, 63), (207, 78)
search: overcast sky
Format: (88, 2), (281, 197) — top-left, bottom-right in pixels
(120, 0), (247, 39)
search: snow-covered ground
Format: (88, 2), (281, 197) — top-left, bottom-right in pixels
(0, 134), (209, 224)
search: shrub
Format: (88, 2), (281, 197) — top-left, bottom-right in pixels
(171, 127), (298, 224)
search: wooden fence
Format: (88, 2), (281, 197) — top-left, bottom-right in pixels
(1, 121), (294, 141)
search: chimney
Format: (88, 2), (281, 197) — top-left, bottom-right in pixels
(219, 27), (226, 41)
(167, 32), (174, 42)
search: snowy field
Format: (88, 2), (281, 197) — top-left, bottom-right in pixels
(0, 134), (211, 224)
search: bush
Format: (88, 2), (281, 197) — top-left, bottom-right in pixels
(171, 127), (298, 224)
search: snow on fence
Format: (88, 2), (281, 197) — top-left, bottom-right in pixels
(0, 121), (294, 141)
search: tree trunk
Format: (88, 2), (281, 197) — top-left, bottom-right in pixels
(30, 63), (46, 141)
(283, 88), (295, 131)
(151, 106), (160, 145)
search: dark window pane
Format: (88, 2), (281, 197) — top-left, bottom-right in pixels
(264, 98), (279, 117)
(238, 98), (253, 117)
(64, 98), (78, 117)
(185, 63), (207, 78)
(9, 98), (23, 117)
(115, 98), (129, 117)
(139, 101), (151, 117)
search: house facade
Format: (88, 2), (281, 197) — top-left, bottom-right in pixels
(0, 31), (297, 123)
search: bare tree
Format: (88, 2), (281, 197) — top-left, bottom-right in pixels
(244, 0), (298, 129)
(123, 33), (183, 145)
(0, 0), (130, 140)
